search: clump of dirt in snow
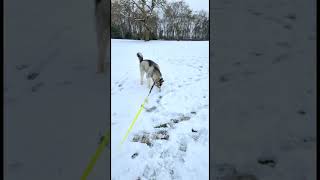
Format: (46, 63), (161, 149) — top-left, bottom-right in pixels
(132, 130), (169, 146)
(153, 130), (170, 140)
(131, 152), (139, 159)
(171, 115), (191, 123)
(154, 114), (191, 129)
(154, 122), (173, 129)
(257, 156), (277, 168)
(132, 132), (152, 146)
(145, 106), (157, 112)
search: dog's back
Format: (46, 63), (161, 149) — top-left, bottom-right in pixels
(137, 53), (160, 71)
(137, 52), (164, 88)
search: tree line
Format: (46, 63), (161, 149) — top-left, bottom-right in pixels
(111, 0), (209, 41)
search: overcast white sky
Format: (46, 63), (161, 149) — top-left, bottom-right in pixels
(168, 0), (209, 12)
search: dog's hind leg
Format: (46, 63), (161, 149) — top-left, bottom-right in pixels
(140, 69), (145, 85)
(147, 78), (152, 88)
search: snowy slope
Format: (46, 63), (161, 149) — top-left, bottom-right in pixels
(111, 39), (209, 180)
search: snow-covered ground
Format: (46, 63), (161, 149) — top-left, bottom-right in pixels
(111, 39), (209, 180)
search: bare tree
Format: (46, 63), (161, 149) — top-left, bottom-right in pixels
(111, 0), (209, 41)
(129, 0), (165, 41)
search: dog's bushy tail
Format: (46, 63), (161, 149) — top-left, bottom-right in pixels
(137, 52), (143, 62)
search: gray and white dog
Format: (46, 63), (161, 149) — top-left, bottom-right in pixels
(137, 52), (164, 90)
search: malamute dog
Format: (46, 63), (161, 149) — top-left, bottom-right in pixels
(137, 52), (164, 90)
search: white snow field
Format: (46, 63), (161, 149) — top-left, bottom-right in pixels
(111, 39), (209, 180)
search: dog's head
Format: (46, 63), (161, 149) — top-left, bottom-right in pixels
(155, 78), (164, 88)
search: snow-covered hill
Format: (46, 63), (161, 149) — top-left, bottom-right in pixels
(111, 39), (209, 180)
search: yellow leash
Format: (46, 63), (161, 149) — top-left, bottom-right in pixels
(81, 83), (155, 180)
(119, 82), (156, 147)
(81, 129), (110, 180)
(119, 96), (148, 146)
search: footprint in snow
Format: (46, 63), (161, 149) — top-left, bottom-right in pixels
(297, 109), (307, 115)
(213, 163), (258, 180)
(257, 156), (277, 168)
(242, 70), (257, 77)
(248, 9), (263, 16)
(16, 64), (30, 71)
(56, 80), (72, 86)
(171, 115), (191, 123)
(213, 163), (237, 179)
(156, 99), (161, 104)
(154, 122), (172, 129)
(283, 24), (293, 30)
(26, 72), (40, 80)
(250, 52), (264, 57)
(272, 54), (289, 64)
(219, 74), (232, 83)
(132, 130), (169, 147)
(281, 136), (316, 151)
(142, 165), (157, 179)
(8, 161), (24, 172)
(145, 106), (157, 112)
(179, 140), (187, 152)
(31, 82), (45, 92)
(190, 130), (201, 141)
(276, 41), (291, 48)
(233, 61), (242, 67)
(154, 114), (191, 129)
(285, 13), (297, 21)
